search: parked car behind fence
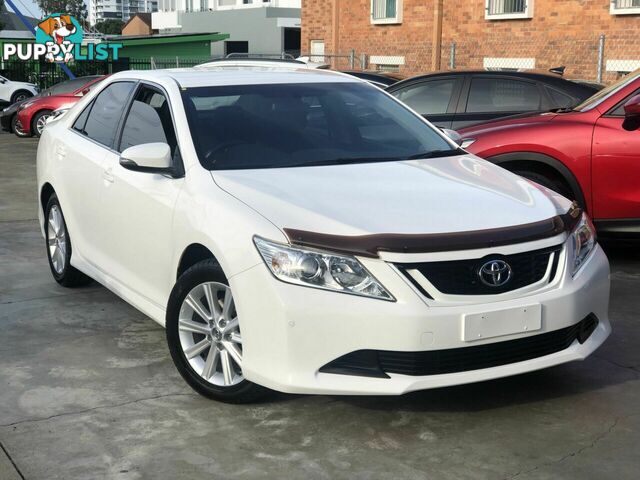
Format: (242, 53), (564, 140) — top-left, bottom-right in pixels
(459, 69), (640, 238)
(386, 70), (603, 129)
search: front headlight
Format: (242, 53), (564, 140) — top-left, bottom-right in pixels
(254, 237), (394, 301)
(570, 213), (597, 276)
(48, 108), (69, 123)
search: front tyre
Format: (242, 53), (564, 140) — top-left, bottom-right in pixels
(32, 110), (52, 138)
(44, 194), (92, 287)
(166, 259), (268, 403)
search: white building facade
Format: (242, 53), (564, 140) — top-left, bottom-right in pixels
(89, 0), (160, 26)
(152, 0), (301, 57)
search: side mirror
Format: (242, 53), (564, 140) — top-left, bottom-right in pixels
(119, 143), (174, 175)
(0, 78), (6, 84)
(441, 128), (463, 146)
(623, 94), (640, 131)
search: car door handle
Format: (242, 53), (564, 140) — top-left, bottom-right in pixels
(103, 168), (114, 183)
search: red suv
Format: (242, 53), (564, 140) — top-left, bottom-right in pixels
(15, 75), (105, 138)
(459, 70), (640, 237)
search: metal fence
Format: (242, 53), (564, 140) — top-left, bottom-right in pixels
(0, 57), (208, 90)
(307, 33), (639, 84)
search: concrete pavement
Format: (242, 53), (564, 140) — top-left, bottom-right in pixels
(0, 133), (639, 479)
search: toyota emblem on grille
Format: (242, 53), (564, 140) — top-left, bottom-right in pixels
(478, 260), (512, 287)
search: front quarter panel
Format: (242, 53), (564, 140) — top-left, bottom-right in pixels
(169, 167), (287, 302)
(464, 115), (596, 211)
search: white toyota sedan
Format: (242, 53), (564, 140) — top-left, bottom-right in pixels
(37, 67), (611, 403)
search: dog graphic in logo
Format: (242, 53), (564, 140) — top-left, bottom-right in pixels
(36, 13), (83, 63)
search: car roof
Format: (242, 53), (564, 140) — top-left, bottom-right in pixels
(195, 58), (317, 70)
(388, 69), (602, 92)
(108, 67), (360, 88)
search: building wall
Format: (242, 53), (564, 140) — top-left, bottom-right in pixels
(154, 7), (301, 57)
(90, 0), (159, 26)
(119, 39), (212, 58)
(122, 16), (154, 35)
(301, 0), (640, 81)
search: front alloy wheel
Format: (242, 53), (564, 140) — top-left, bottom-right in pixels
(166, 259), (267, 403)
(178, 282), (244, 387)
(33, 110), (52, 137)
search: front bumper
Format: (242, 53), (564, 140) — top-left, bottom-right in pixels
(0, 112), (12, 131)
(231, 242), (611, 395)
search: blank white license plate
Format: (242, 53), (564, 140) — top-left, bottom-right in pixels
(462, 304), (542, 342)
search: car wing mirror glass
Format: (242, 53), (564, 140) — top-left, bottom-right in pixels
(119, 143), (174, 175)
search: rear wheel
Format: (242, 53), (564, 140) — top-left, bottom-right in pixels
(10, 90), (32, 104)
(513, 169), (575, 202)
(166, 259), (268, 403)
(32, 110), (52, 137)
(44, 193), (92, 287)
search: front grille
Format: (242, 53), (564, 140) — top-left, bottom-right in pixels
(320, 315), (599, 378)
(397, 245), (562, 296)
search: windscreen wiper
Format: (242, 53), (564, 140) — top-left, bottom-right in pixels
(403, 148), (464, 160)
(283, 156), (406, 168)
(548, 107), (575, 113)
(275, 149), (462, 169)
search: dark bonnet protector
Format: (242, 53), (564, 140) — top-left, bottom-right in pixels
(284, 203), (582, 258)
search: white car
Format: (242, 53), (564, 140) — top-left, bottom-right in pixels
(0, 75), (38, 104)
(37, 67), (611, 403)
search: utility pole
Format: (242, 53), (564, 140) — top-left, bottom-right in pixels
(332, 0), (341, 61)
(432, 0), (444, 71)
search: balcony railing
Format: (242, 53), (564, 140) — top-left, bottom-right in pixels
(487, 0), (526, 15)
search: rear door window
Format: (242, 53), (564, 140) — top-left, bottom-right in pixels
(545, 87), (575, 109)
(466, 78), (542, 113)
(392, 79), (458, 115)
(81, 81), (136, 148)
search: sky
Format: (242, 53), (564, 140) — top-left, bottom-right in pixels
(6, 0), (90, 21)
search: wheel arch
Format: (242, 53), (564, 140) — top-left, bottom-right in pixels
(487, 152), (587, 210)
(40, 182), (55, 217)
(177, 243), (217, 280)
(11, 89), (33, 101)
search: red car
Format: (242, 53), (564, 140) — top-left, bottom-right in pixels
(15, 75), (106, 138)
(459, 70), (640, 237)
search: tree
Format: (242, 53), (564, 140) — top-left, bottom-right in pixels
(36, 0), (88, 21)
(94, 19), (124, 35)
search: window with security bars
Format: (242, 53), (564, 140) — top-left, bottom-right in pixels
(486, 0), (532, 19)
(612, 0), (640, 10)
(488, 0), (525, 14)
(371, 0), (401, 23)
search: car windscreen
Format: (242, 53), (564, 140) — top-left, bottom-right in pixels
(181, 82), (458, 170)
(574, 69), (640, 112)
